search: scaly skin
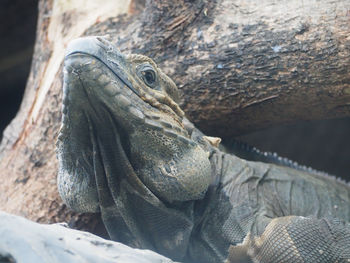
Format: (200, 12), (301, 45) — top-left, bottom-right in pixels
(57, 37), (350, 263)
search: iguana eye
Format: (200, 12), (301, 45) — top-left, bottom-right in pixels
(142, 69), (156, 87)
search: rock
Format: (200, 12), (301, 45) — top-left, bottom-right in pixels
(0, 211), (177, 263)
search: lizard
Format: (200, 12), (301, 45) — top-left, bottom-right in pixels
(56, 36), (350, 263)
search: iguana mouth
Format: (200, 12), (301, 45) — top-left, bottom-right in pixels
(60, 37), (190, 145)
(64, 55), (139, 98)
(60, 54), (191, 147)
(63, 37), (184, 122)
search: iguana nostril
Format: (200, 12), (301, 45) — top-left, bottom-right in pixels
(62, 104), (68, 115)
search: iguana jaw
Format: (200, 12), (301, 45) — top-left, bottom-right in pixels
(57, 37), (211, 205)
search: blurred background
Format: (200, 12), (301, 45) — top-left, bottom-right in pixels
(0, 0), (38, 139)
(0, 0), (349, 181)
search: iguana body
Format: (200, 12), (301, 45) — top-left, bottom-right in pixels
(56, 37), (350, 263)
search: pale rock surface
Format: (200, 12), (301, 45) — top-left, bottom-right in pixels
(0, 211), (177, 263)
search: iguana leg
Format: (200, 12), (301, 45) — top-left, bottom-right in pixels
(228, 216), (350, 263)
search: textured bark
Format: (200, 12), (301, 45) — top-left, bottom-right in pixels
(0, 0), (349, 231)
(90, 0), (350, 137)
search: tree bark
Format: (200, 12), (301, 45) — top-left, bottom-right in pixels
(0, 0), (349, 230)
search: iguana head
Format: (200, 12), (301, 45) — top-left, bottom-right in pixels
(56, 37), (211, 212)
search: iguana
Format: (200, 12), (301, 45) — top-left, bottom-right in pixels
(56, 37), (350, 263)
